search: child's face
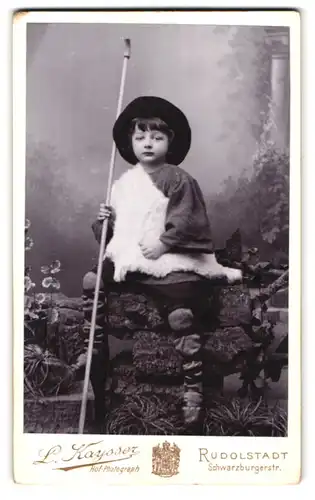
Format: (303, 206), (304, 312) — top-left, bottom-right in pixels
(131, 125), (170, 166)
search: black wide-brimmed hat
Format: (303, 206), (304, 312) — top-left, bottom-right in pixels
(112, 96), (191, 165)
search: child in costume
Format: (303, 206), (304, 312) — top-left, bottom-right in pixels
(80, 96), (242, 426)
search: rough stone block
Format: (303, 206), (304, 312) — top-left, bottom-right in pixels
(24, 392), (94, 434)
(207, 284), (252, 328)
(268, 288), (288, 308)
(58, 308), (84, 325)
(266, 308), (288, 325)
(204, 326), (255, 365)
(106, 290), (165, 333)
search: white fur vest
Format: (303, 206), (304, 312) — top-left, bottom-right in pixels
(105, 165), (242, 284)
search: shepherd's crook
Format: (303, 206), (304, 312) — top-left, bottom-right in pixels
(78, 38), (131, 434)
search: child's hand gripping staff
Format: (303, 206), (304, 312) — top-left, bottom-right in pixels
(78, 38), (131, 434)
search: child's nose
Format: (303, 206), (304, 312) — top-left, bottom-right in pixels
(144, 137), (153, 148)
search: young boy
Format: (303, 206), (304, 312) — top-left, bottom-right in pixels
(80, 96), (242, 427)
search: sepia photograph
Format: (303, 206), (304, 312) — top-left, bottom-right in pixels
(22, 19), (291, 439)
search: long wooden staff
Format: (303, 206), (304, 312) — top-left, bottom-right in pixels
(78, 38), (131, 434)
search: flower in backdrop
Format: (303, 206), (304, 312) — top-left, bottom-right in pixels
(24, 219), (33, 250)
(24, 276), (36, 293)
(42, 276), (61, 290)
(24, 295), (40, 320)
(24, 266), (32, 277)
(41, 260), (61, 275)
(23, 222), (63, 351)
(25, 236), (34, 251)
(41, 260), (61, 291)
(48, 307), (59, 324)
(36, 293), (46, 305)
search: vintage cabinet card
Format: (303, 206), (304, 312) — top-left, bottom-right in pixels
(13, 9), (301, 485)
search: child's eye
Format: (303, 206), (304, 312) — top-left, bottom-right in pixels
(134, 136), (144, 140)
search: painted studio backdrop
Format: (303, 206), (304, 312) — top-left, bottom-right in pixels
(25, 23), (290, 297)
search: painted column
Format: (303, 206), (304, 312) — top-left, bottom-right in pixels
(265, 28), (290, 151)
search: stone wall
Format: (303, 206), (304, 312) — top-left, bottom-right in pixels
(24, 281), (288, 434)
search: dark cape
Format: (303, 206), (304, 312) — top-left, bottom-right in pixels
(148, 164), (213, 254)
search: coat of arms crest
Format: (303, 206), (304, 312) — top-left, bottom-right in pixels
(152, 441), (181, 477)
